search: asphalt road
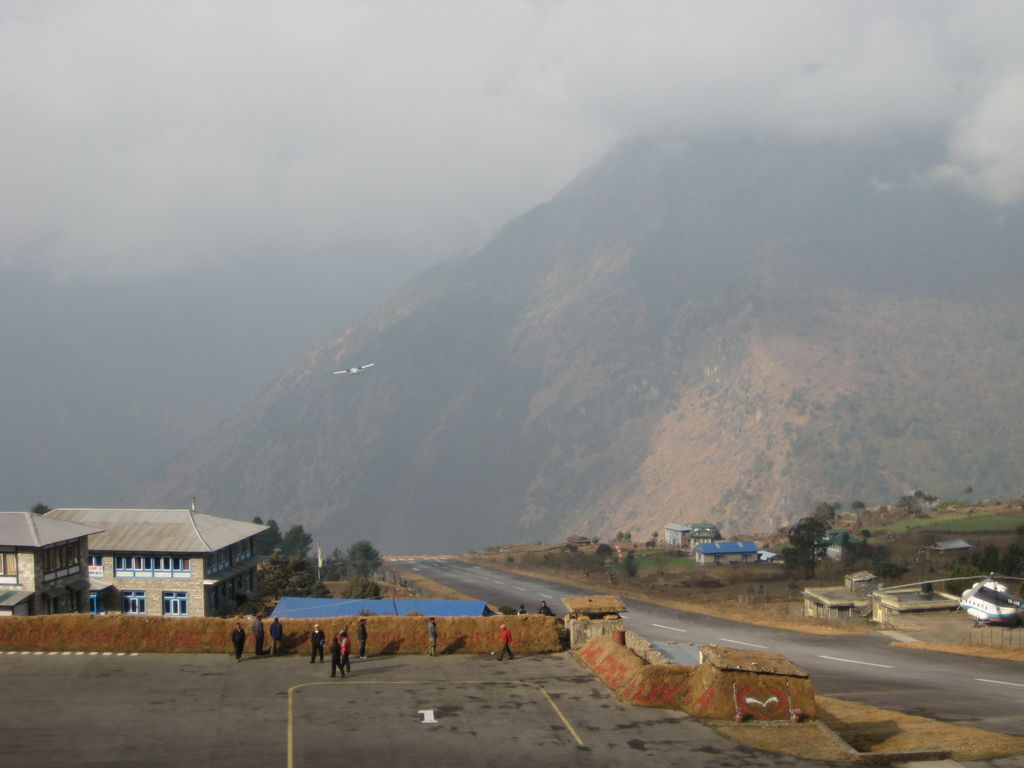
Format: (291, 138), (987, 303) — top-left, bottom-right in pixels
(0, 649), (841, 768)
(393, 556), (1024, 737)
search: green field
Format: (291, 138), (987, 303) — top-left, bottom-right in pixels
(872, 513), (1024, 535)
(634, 554), (697, 572)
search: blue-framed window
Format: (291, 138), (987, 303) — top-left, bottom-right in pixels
(207, 547), (231, 575)
(122, 590), (146, 614)
(89, 590), (103, 614)
(236, 538), (252, 562)
(162, 591), (187, 616)
(114, 555), (191, 578)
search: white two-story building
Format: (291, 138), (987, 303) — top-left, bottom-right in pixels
(0, 511), (103, 616)
(46, 508), (267, 617)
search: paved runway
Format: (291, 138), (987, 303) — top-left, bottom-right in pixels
(1, 649), (837, 768)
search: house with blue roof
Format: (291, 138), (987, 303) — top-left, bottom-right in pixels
(694, 541), (759, 565)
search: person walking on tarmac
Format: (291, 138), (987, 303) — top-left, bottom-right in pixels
(231, 622), (246, 662)
(340, 630), (352, 674)
(329, 634), (345, 678)
(496, 624), (514, 661)
(357, 618), (368, 658)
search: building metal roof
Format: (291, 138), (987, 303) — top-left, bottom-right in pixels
(0, 511), (103, 548)
(695, 541), (758, 555)
(931, 538), (972, 551)
(270, 598), (493, 619)
(45, 508), (266, 553)
(663, 523), (689, 533)
(0, 589), (34, 608)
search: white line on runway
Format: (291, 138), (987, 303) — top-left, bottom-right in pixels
(719, 638), (768, 649)
(975, 678), (1024, 689)
(818, 655), (893, 668)
(651, 623), (688, 633)
(514, 587), (527, 591)
(492, 581), (505, 585)
(539, 593), (554, 599)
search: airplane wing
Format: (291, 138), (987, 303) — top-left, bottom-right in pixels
(359, 363), (375, 370)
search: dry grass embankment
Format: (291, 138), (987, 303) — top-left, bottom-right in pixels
(816, 696), (1024, 761)
(0, 613), (561, 655)
(891, 641), (1024, 663)
(720, 697), (1024, 763)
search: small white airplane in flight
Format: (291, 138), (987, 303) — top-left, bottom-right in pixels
(333, 363), (375, 375)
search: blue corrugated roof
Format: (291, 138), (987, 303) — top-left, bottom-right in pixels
(270, 597), (493, 619)
(695, 541), (758, 554)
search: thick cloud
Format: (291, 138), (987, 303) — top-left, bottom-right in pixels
(2, 1), (1022, 277)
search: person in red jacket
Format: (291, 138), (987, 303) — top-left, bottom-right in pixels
(497, 624), (514, 660)
(339, 630), (352, 674)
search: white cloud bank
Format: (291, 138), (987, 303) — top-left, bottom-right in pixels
(1, 0), (1022, 277)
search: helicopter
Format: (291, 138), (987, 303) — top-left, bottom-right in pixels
(872, 573), (1024, 627)
(959, 574), (1024, 627)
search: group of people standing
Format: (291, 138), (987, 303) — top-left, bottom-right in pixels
(231, 604), (550, 668)
(309, 619), (369, 678)
(230, 615), (285, 661)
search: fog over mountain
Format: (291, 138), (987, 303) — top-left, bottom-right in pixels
(4, 3), (1024, 551)
(126, 134), (1024, 553)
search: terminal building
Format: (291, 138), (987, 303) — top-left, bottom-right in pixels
(0, 511), (103, 616)
(45, 508), (266, 617)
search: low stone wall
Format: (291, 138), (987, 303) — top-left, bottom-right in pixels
(575, 636), (817, 722)
(0, 614), (562, 655)
(566, 617), (624, 649)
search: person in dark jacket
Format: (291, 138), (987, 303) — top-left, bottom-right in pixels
(310, 624), (326, 663)
(427, 617), (437, 657)
(251, 615), (265, 656)
(357, 618), (368, 658)
(269, 617), (284, 655)
(538, 600), (554, 616)
(329, 634), (345, 678)
(231, 622), (246, 662)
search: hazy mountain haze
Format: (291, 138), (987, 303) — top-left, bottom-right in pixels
(125, 135), (1024, 552)
(3, 2), (1024, 551)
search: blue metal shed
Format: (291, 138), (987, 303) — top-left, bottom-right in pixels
(270, 597), (493, 619)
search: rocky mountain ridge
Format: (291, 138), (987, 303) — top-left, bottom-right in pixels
(126, 134), (1024, 553)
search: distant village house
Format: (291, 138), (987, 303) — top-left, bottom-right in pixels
(693, 540), (759, 565)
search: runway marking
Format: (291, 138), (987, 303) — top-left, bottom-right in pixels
(975, 678), (1024, 689)
(651, 623), (687, 633)
(818, 655), (893, 669)
(539, 593), (555, 599)
(514, 587), (527, 592)
(287, 678), (584, 766)
(418, 709), (438, 724)
(719, 638), (767, 649)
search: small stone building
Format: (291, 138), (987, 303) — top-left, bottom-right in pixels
(802, 585), (871, 622)
(563, 594), (626, 648)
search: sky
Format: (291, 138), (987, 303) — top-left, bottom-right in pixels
(2, 0), (1023, 280)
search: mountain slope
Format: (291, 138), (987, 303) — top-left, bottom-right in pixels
(126, 134), (1024, 552)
